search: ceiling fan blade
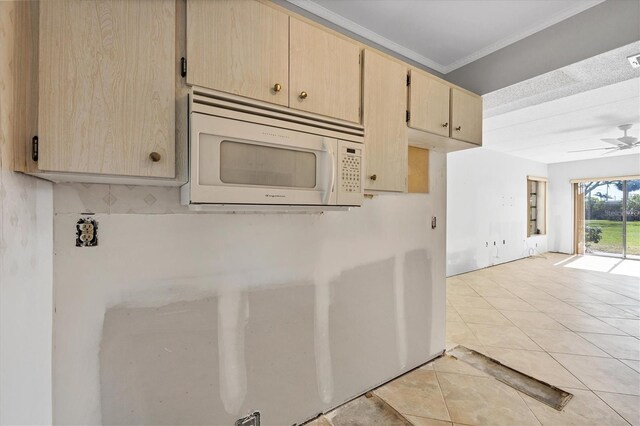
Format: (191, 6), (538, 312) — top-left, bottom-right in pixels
(618, 136), (638, 145)
(601, 149), (621, 156)
(600, 138), (623, 146)
(568, 147), (618, 153)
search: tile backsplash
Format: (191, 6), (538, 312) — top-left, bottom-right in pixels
(54, 183), (191, 215)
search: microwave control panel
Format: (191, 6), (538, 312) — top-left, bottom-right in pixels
(337, 140), (364, 206)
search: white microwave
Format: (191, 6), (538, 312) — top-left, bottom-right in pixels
(181, 87), (365, 210)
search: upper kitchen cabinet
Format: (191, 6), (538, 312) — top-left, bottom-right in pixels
(186, 0), (289, 106)
(38, 0), (176, 178)
(289, 18), (361, 123)
(451, 88), (483, 145)
(408, 70), (450, 138)
(363, 50), (407, 192)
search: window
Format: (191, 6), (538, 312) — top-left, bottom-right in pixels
(527, 177), (547, 236)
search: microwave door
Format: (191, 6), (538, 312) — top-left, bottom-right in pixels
(190, 113), (339, 205)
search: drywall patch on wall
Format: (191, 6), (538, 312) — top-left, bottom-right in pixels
(53, 151), (447, 425)
(98, 252), (438, 425)
(447, 148), (548, 276)
(328, 257), (398, 399)
(100, 298), (223, 425)
(403, 249), (435, 359)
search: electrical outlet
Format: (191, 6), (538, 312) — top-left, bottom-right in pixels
(628, 54), (640, 69)
(76, 217), (98, 247)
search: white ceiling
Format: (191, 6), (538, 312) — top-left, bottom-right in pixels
(483, 77), (640, 164)
(483, 42), (640, 164)
(286, 0), (604, 73)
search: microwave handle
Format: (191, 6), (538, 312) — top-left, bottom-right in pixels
(322, 140), (335, 204)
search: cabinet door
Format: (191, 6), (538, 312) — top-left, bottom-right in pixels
(289, 18), (361, 123)
(186, 0), (289, 106)
(363, 50), (407, 192)
(38, 0), (175, 177)
(451, 88), (483, 145)
(408, 70), (450, 137)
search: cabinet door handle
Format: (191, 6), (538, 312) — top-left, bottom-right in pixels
(455, 126), (461, 131)
(442, 122), (449, 128)
(370, 174), (377, 181)
(273, 83), (282, 93)
(299, 91), (308, 100)
(149, 152), (161, 162)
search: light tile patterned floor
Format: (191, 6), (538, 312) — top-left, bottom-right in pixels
(310, 254), (640, 426)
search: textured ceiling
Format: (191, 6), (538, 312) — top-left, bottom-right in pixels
(286, 0), (603, 73)
(482, 43), (640, 164)
(484, 42), (640, 117)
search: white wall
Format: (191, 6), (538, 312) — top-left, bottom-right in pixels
(51, 153), (447, 425)
(0, 3), (53, 423)
(548, 153), (640, 254)
(447, 147), (548, 276)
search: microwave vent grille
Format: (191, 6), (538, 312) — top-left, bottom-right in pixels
(190, 86), (364, 143)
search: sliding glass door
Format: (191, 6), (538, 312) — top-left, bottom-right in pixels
(577, 179), (640, 259)
(627, 179), (640, 259)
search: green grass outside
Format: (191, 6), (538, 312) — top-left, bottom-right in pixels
(586, 220), (640, 255)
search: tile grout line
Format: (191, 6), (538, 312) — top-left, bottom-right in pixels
(454, 293), (604, 391)
(546, 352), (640, 397)
(446, 255), (640, 424)
(461, 309), (545, 352)
(512, 385), (544, 426)
(432, 370), (455, 425)
(575, 331), (640, 359)
(461, 318), (595, 391)
(590, 391), (634, 426)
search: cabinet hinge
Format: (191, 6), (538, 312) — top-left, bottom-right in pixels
(406, 74), (411, 86)
(180, 57), (187, 78)
(406, 110), (410, 122)
(31, 136), (38, 162)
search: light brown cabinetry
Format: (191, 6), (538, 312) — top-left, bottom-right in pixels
(408, 69), (483, 148)
(408, 70), (450, 137)
(38, 0), (176, 178)
(289, 18), (361, 123)
(186, 0), (289, 106)
(185, 3), (361, 123)
(362, 50), (407, 192)
(451, 88), (483, 145)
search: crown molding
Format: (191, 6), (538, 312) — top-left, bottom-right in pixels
(285, 0), (605, 74)
(444, 0), (606, 73)
(284, 0), (447, 74)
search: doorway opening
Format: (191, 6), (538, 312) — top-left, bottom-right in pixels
(574, 178), (640, 259)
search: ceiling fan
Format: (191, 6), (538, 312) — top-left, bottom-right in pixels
(569, 124), (640, 154)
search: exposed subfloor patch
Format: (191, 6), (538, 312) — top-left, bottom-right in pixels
(448, 345), (573, 410)
(304, 348), (573, 425)
(304, 392), (411, 426)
